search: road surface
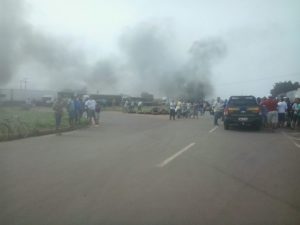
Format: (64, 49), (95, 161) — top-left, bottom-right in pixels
(1, 112), (300, 225)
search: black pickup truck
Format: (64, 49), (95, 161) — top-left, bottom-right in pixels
(223, 96), (262, 130)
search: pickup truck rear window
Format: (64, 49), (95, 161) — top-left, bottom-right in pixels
(228, 97), (257, 106)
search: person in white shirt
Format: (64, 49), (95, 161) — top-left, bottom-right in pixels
(85, 97), (96, 125)
(169, 100), (176, 120)
(213, 97), (224, 126)
(277, 98), (287, 128)
(137, 101), (143, 113)
(176, 100), (182, 119)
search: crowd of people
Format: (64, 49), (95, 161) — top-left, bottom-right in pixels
(168, 100), (212, 120)
(123, 100), (143, 113)
(52, 94), (300, 134)
(52, 96), (101, 134)
(258, 96), (300, 130)
(168, 96), (300, 131)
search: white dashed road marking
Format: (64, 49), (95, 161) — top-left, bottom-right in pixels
(209, 126), (219, 133)
(157, 142), (196, 167)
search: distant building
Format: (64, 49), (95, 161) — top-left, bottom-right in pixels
(286, 88), (300, 101)
(0, 88), (56, 103)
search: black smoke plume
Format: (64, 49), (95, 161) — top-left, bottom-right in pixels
(0, 0), (88, 89)
(119, 23), (226, 99)
(1, 0), (226, 99)
(0, 0), (25, 84)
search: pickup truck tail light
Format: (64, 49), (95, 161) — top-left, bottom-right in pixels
(248, 107), (261, 114)
(224, 107), (239, 115)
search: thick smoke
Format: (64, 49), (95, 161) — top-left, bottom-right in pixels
(119, 24), (226, 99)
(0, 0), (88, 89)
(118, 23), (179, 95)
(0, 0), (25, 84)
(180, 38), (227, 99)
(1, 0), (227, 99)
(86, 58), (119, 93)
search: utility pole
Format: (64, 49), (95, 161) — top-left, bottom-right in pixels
(21, 77), (28, 101)
(24, 78), (27, 90)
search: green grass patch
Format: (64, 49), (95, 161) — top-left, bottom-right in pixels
(0, 106), (88, 141)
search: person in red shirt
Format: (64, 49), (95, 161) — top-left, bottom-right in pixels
(260, 96), (278, 131)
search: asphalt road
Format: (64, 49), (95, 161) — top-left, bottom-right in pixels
(1, 112), (300, 225)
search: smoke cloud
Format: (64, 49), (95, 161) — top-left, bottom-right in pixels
(118, 23), (179, 95)
(119, 24), (226, 99)
(0, 0), (88, 89)
(0, 0), (25, 84)
(0, 0), (227, 99)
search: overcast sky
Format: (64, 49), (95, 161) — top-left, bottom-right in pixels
(1, 0), (300, 99)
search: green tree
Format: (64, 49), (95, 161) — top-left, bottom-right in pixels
(270, 81), (300, 97)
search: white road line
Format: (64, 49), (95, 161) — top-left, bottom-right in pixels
(282, 132), (300, 149)
(209, 126), (219, 133)
(157, 142), (195, 168)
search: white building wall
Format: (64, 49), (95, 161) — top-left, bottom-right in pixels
(0, 89), (57, 102)
(286, 88), (300, 101)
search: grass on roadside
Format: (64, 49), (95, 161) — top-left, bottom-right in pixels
(0, 105), (168, 141)
(0, 106), (88, 141)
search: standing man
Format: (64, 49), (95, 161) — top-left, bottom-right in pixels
(67, 96), (75, 128)
(137, 101), (143, 113)
(85, 97), (97, 125)
(192, 101), (199, 119)
(285, 97), (292, 128)
(260, 97), (268, 127)
(212, 97), (224, 126)
(291, 98), (300, 129)
(277, 97), (287, 128)
(176, 100), (182, 119)
(130, 101), (135, 113)
(74, 97), (82, 125)
(95, 101), (101, 125)
(199, 100), (204, 116)
(52, 96), (65, 135)
(261, 95), (278, 131)
(169, 100), (176, 120)
(124, 100), (129, 113)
